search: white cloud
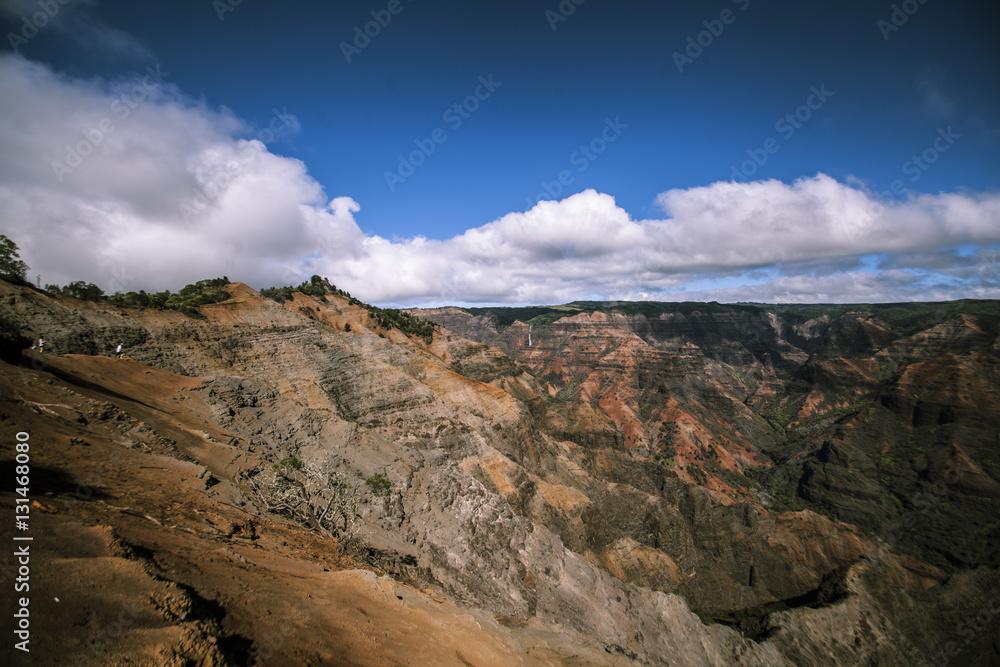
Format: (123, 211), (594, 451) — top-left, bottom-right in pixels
(1, 54), (999, 306)
(0, 54), (363, 291)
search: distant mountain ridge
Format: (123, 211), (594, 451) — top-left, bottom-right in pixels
(415, 298), (1000, 339)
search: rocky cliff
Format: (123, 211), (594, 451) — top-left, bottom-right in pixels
(412, 301), (1000, 575)
(2, 281), (998, 665)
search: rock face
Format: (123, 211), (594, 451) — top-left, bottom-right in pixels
(414, 301), (1000, 574)
(3, 281), (999, 665)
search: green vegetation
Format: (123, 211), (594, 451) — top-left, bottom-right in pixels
(792, 401), (872, 432)
(359, 303), (436, 342)
(363, 473), (393, 497)
(770, 300), (1000, 337)
(863, 406), (877, 424)
(652, 423), (678, 459)
(40, 276), (233, 316)
(459, 300), (764, 330)
(741, 467), (765, 490)
(743, 465), (805, 512)
(653, 455), (675, 469)
(773, 487), (803, 511)
(879, 364), (895, 382)
(555, 379), (581, 401)
(273, 457), (304, 471)
(455, 298), (1000, 342)
(260, 275), (349, 303)
(688, 465), (708, 484)
(766, 405), (790, 433)
(0, 234), (29, 282)
(713, 466), (753, 492)
(261, 275), (436, 342)
(157, 277), (230, 315)
(103, 289), (171, 308)
(872, 452), (894, 469)
(96, 277), (228, 316)
(44, 281), (105, 301)
(0, 226), (235, 314)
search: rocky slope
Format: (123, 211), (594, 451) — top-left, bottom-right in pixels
(413, 301), (1000, 575)
(2, 281), (998, 665)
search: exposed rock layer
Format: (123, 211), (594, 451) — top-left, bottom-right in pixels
(2, 282), (998, 665)
(414, 302), (1000, 575)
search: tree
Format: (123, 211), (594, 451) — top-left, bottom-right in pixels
(45, 281), (106, 301)
(61, 281), (106, 301)
(0, 234), (29, 282)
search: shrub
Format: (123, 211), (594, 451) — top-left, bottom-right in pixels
(261, 276), (436, 342)
(108, 278), (229, 316)
(273, 457), (304, 471)
(872, 452), (894, 469)
(767, 405), (790, 433)
(261, 276), (351, 303)
(773, 487), (803, 511)
(364, 473), (393, 497)
(47, 281), (106, 301)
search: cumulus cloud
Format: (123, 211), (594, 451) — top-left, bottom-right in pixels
(1, 53), (999, 306)
(303, 177), (1000, 305)
(0, 54), (364, 292)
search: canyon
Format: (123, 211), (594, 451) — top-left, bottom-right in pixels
(1, 279), (998, 665)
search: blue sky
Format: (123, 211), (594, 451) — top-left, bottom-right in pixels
(1, 0), (998, 305)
